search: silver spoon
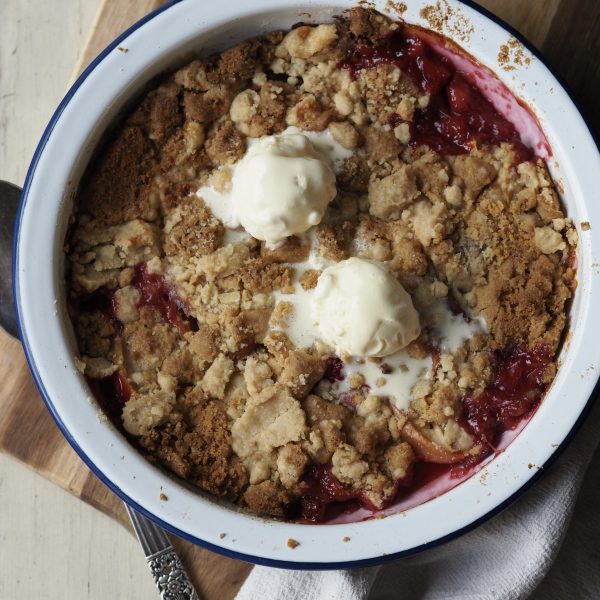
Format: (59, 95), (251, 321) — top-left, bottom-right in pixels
(0, 180), (200, 600)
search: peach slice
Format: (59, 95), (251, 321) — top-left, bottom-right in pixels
(400, 421), (470, 465)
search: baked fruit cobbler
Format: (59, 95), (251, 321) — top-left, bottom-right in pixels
(66, 8), (577, 522)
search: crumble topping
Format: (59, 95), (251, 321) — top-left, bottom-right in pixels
(66, 8), (576, 521)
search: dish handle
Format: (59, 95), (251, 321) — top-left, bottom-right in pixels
(0, 180), (21, 339)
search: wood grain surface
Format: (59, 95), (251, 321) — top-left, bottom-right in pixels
(0, 1), (598, 598)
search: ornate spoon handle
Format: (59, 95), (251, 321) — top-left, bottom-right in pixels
(125, 504), (200, 600)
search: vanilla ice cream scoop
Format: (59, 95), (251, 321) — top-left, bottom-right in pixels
(230, 133), (336, 243)
(312, 257), (421, 357)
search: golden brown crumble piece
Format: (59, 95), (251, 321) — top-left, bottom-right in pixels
(299, 269), (320, 290)
(205, 118), (247, 165)
(382, 442), (415, 481)
(338, 155), (371, 193)
(286, 538), (300, 549)
(277, 443), (309, 488)
(164, 196), (224, 259)
(347, 6), (396, 39)
(261, 236), (310, 263)
(389, 237), (428, 277)
(186, 325), (219, 365)
(209, 165), (232, 192)
(452, 154), (497, 201)
(139, 386), (248, 499)
(286, 94), (332, 132)
(122, 307), (179, 375)
(183, 86), (234, 124)
(201, 353), (235, 399)
(240, 308), (273, 344)
(271, 301), (294, 329)
(219, 308), (254, 356)
(263, 331), (294, 362)
(230, 81), (294, 137)
(217, 39), (263, 82)
(240, 258), (294, 293)
(329, 120), (361, 149)
(280, 25), (338, 59)
(243, 480), (291, 517)
(79, 126), (157, 226)
(145, 80), (183, 145)
(279, 350), (325, 399)
(315, 221), (355, 261)
(353, 215), (393, 262)
(113, 286), (140, 324)
(347, 395), (392, 458)
(474, 251), (570, 351)
(409, 151), (451, 204)
(173, 59), (215, 92)
(301, 394), (351, 463)
(243, 353), (274, 397)
(364, 125), (403, 161)
(75, 311), (116, 359)
(161, 346), (199, 385)
(122, 386), (176, 437)
(157, 134), (206, 185)
(78, 356), (118, 379)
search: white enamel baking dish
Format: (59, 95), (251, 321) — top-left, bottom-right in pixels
(13, 0), (600, 568)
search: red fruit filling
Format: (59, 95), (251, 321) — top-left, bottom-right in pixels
(131, 263), (193, 333)
(324, 356), (345, 382)
(296, 464), (411, 523)
(87, 371), (132, 425)
(339, 26), (531, 161)
(73, 263), (194, 335)
(82, 263), (196, 425)
(452, 345), (551, 476)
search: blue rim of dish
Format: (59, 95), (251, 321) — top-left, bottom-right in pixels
(12, 0), (600, 571)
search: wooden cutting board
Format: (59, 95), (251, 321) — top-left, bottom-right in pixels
(0, 1), (598, 598)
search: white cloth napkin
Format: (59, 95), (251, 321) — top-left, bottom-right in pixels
(236, 398), (600, 600)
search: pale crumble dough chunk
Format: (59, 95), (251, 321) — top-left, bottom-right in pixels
(244, 354), (274, 397)
(279, 349), (325, 399)
(113, 286), (140, 324)
(80, 356), (119, 379)
(534, 226), (567, 254)
(201, 353), (235, 399)
(230, 89), (260, 134)
(329, 121), (361, 149)
(369, 166), (419, 220)
(122, 387), (176, 436)
(279, 25), (338, 59)
(231, 386), (307, 477)
(277, 443), (309, 488)
(331, 443), (369, 484)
